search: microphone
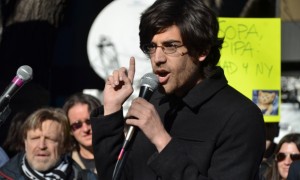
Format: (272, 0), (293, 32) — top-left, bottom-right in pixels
(0, 65), (33, 112)
(112, 72), (159, 180)
(124, 72), (159, 146)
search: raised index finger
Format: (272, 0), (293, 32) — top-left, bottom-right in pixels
(127, 57), (135, 84)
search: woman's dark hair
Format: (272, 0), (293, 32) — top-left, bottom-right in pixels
(139, 0), (224, 78)
(63, 92), (101, 116)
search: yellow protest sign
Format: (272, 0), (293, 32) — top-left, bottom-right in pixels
(218, 18), (281, 122)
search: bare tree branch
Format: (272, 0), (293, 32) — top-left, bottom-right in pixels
(5, 0), (68, 27)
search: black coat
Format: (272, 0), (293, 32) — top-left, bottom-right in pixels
(91, 67), (266, 180)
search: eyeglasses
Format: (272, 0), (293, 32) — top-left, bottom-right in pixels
(275, 152), (300, 162)
(142, 42), (186, 55)
(70, 119), (91, 131)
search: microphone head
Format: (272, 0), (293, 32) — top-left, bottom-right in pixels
(140, 73), (159, 91)
(17, 65), (33, 82)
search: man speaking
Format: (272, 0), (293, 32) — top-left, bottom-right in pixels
(91, 0), (265, 179)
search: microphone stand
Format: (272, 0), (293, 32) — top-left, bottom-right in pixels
(112, 126), (138, 180)
(0, 105), (11, 126)
(112, 148), (129, 180)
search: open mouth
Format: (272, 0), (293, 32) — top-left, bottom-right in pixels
(156, 70), (170, 84)
(158, 71), (168, 77)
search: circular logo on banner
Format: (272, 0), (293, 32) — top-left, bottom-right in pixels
(87, 0), (155, 112)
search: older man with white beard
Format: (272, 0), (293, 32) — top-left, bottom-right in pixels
(0, 108), (97, 179)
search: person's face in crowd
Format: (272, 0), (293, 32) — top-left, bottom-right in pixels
(277, 142), (300, 179)
(149, 25), (207, 97)
(68, 103), (93, 149)
(24, 120), (63, 172)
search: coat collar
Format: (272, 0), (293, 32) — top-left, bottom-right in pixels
(155, 67), (228, 110)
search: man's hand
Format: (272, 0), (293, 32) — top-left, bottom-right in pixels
(104, 57), (135, 115)
(126, 98), (171, 152)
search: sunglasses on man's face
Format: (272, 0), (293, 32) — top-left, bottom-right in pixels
(70, 119), (91, 132)
(275, 152), (300, 162)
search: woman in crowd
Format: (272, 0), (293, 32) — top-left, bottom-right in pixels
(63, 92), (101, 174)
(260, 133), (300, 180)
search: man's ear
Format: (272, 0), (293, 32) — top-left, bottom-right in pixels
(198, 50), (209, 62)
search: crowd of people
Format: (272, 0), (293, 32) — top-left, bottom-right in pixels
(0, 107), (98, 179)
(0, 93), (100, 179)
(0, 0), (298, 179)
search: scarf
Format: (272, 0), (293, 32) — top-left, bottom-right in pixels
(21, 154), (72, 180)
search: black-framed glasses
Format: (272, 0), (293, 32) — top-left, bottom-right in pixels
(142, 43), (185, 55)
(275, 152), (300, 162)
(70, 119), (91, 131)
